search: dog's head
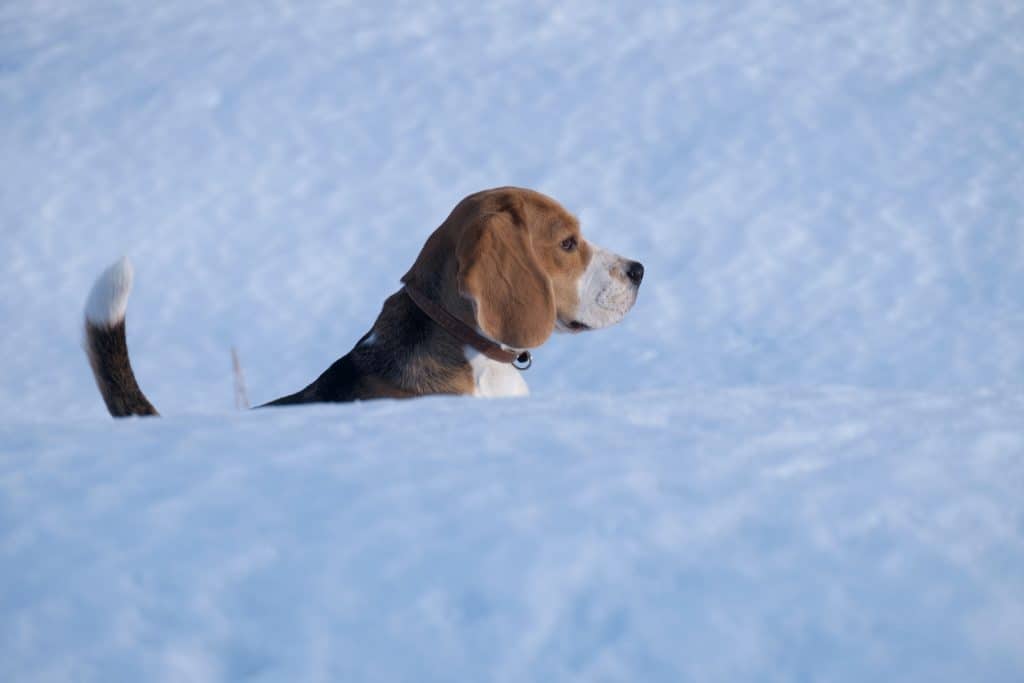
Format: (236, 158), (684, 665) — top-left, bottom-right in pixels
(402, 187), (643, 350)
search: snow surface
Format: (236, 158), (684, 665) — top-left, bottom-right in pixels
(2, 0), (1023, 680)
(4, 391), (1024, 681)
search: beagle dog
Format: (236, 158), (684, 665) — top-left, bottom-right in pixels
(84, 187), (644, 417)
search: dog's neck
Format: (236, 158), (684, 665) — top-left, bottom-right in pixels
(264, 288), (531, 406)
(358, 289), (530, 399)
(463, 346), (530, 397)
(350, 289), (478, 396)
(403, 284), (524, 364)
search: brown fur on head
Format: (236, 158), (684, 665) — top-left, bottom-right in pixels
(402, 187), (597, 350)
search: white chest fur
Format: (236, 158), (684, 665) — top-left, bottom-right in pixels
(465, 347), (530, 398)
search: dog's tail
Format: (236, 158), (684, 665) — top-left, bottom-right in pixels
(83, 257), (159, 417)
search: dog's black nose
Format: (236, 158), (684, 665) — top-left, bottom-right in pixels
(626, 261), (645, 285)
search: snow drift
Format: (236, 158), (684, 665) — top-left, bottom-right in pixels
(1, 0), (1022, 680)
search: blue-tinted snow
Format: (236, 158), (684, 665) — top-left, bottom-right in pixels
(3, 391), (1023, 681)
(1, 1), (1022, 417)
(1, 1), (1022, 680)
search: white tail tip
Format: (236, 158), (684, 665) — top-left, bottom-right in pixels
(85, 256), (135, 327)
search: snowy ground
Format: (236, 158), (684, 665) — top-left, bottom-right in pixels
(4, 391), (1023, 681)
(2, 0), (1023, 680)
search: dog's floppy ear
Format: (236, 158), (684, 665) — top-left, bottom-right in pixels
(457, 212), (556, 349)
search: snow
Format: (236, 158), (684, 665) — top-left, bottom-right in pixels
(1, 0), (1023, 680)
(4, 391), (1024, 681)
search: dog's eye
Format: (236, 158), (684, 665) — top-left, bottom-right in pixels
(560, 237), (578, 252)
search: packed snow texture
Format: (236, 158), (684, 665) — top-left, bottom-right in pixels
(3, 391), (1024, 681)
(1, 0), (1023, 680)
(1, 0), (1022, 417)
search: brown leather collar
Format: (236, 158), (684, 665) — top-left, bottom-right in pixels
(403, 285), (531, 369)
